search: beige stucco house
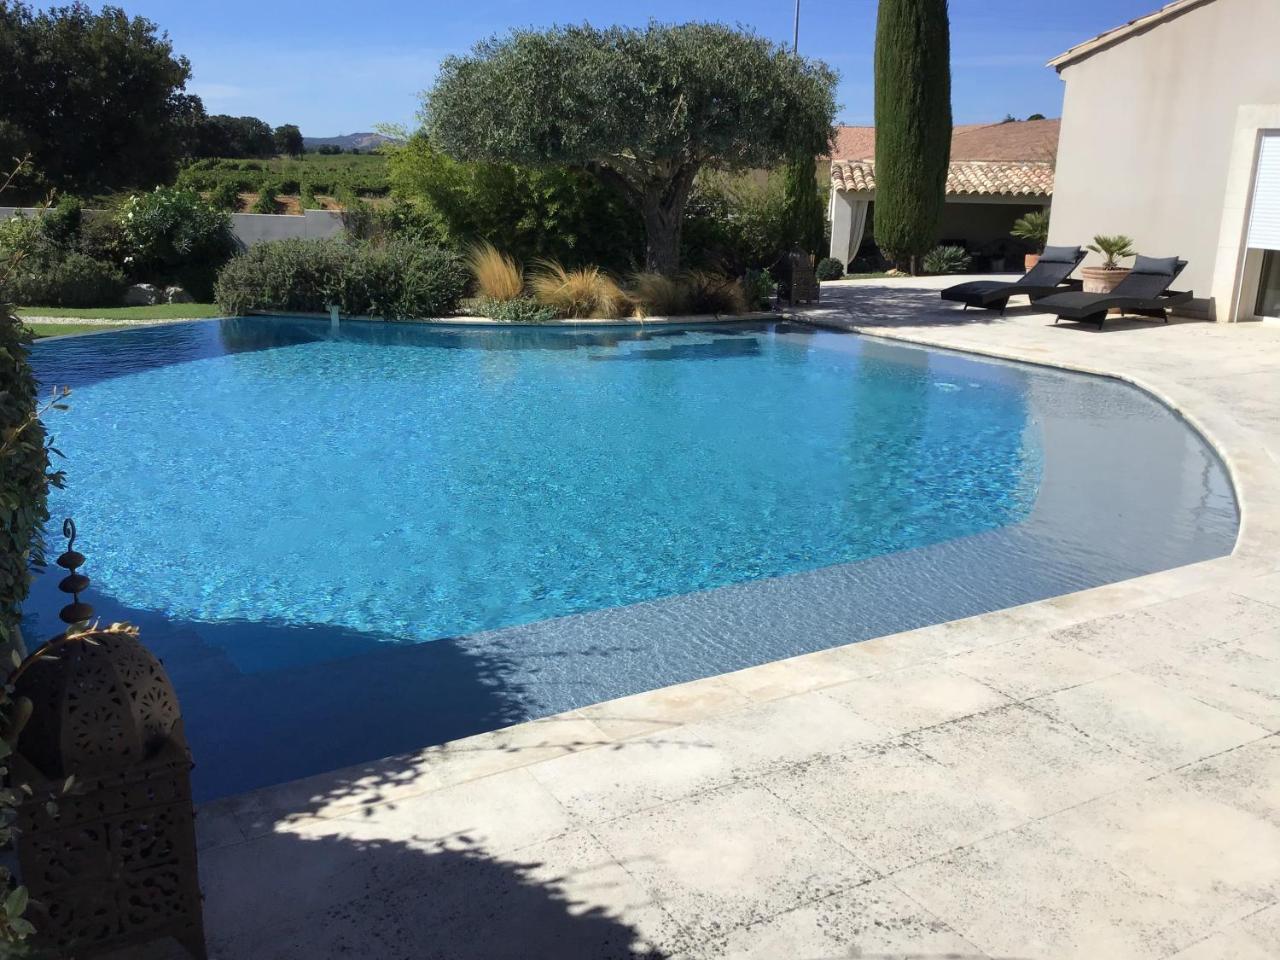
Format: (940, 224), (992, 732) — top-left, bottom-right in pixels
(827, 120), (1057, 270)
(1047, 0), (1280, 320)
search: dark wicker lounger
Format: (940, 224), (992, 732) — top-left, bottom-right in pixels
(1036, 255), (1191, 329)
(940, 245), (1086, 315)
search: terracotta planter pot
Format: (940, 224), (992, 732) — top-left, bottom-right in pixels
(1082, 266), (1130, 294)
(1024, 253), (1041, 271)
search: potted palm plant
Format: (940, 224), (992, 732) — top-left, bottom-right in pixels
(1010, 211), (1050, 271)
(1082, 234), (1136, 294)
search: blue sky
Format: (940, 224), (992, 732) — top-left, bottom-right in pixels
(114, 0), (1163, 135)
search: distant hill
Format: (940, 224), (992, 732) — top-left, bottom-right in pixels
(302, 132), (396, 153)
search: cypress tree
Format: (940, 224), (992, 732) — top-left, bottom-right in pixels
(873, 0), (952, 273)
(782, 152), (825, 257)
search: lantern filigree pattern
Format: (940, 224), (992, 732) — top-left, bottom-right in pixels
(17, 625), (183, 778)
(787, 248), (820, 305)
(11, 521), (206, 960)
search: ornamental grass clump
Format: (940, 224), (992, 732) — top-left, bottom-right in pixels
(629, 271), (690, 317)
(467, 242), (523, 301)
(682, 270), (748, 315)
(530, 260), (627, 319)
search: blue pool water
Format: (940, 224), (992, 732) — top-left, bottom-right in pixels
(27, 318), (1238, 799)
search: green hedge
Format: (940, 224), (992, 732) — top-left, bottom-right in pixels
(0, 308), (58, 649)
(7, 252), (125, 307)
(214, 237), (469, 319)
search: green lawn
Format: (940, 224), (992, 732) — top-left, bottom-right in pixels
(26, 322), (131, 339)
(17, 303), (221, 320)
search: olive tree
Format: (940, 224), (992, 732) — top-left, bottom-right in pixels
(426, 23), (837, 275)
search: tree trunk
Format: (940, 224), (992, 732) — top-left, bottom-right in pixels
(589, 162), (697, 277)
(641, 196), (684, 276)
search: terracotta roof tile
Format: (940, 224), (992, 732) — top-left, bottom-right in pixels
(830, 126), (877, 161)
(830, 159), (1054, 198)
(829, 119), (1059, 163)
(950, 119), (1059, 162)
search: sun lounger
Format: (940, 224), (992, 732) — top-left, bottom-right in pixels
(940, 245), (1086, 315)
(1036, 255), (1191, 329)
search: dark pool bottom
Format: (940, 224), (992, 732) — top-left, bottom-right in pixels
(24, 322), (1237, 800)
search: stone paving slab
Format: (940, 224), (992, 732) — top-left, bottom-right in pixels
(125, 278), (1280, 960)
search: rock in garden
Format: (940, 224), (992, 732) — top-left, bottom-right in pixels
(165, 285), (194, 303)
(124, 283), (160, 306)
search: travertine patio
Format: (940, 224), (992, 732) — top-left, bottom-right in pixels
(157, 278), (1280, 959)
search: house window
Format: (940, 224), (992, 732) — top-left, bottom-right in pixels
(1256, 250), (1280, 319)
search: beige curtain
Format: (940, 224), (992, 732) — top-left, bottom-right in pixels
(828, 191), (870, 266)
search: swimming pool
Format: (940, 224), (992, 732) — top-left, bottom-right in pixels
(27, 318), (1238, 799)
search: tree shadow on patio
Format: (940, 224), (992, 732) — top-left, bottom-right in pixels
(795, 283), (999, 327)
(119, 825), (678, 960)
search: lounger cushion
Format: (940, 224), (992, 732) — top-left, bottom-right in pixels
(1131, 255), (1179, 276)
(1039, 245), (1081, 264)
(941, 280), (1005, 298)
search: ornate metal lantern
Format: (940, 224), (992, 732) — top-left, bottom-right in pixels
(9, 521), (206, 959)
(786, 247), (821, 306)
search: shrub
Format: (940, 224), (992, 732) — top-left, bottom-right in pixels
(467, 242), (523, 301)
(682, 170), (789, 275)
(214, 237), (469, 319)
(742, 268), (775, 309)
(682, 270), (748, 315)
(41, 196), (83, 248)
(252, 182), (278, 214)
(77, 213), (129, 267)
(0, 271), (61, 657)
(342, 239), (469, 319)
(9, 252), (125, 307)
(0, 208), (125, 306)
(477, 296), (556, 324)
(530, 260), (627, 319)
(0, 214), (52, 267)
(208, 179), (241, 211)
(119, 187), (237, 298)
(386, 134), (642, 272)
(333, 181), (357, 209)
(373, 201), (447, 246)
(922, 245), (971, 275)
(215, 237), (346, 314)
(299, 181), (318, 210)
(1010, 210), (1049, 252)
(815, 257), (844, 281)
(629, 272), (690, 317)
